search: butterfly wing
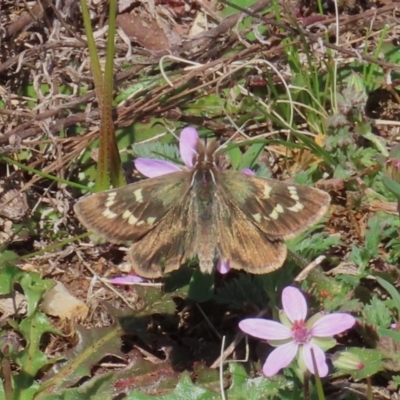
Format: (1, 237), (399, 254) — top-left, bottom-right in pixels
(219, 170), (330, 238)
(128, 193), (197, 277)
(74, 171), (197, 277)
(215, 186), (287, 274)
(215, 170), (330, 274)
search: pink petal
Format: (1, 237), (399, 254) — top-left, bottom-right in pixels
(134, 158), (181, 178)
(239, 319), (292, 340)
(262, 341), (298, 377)
(109, 275), (145, 285)
(179, 127), (199, 168)
(216, 259), (231, 274)
(302, 343), (329, 377)
(241, 168), (255, 176)
(282, 287), (307, 323)
(311, 314), (356, 337)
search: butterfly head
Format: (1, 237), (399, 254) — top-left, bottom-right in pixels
(191, 139), (222, 186)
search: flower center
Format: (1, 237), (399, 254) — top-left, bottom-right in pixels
(291, 320), (310, 343)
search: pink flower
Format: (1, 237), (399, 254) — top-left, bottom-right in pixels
(239, 287), (356, 377)
(109, 275), (145, 285)
(135, 127), (252, 275)
(134, 127), (199, 177)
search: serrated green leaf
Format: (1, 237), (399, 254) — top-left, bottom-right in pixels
(12, 312), (60, 400)
(126, 372), (219, 400)
(131, 141), (180, 163)
(40, 325), (123, 393)
(19, 274), (55, 317)
(38, 373), (115, 400)
(227, 363), (297, 400)
(348, 245), (370, 270)
(0, 263), (22, 295)
(363, 296), (392, 327)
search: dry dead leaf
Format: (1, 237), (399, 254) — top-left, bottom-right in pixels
(189, 11), (208, 36)
(116, 12), (171, 51)
(0, 188), (29, 220)
(0, 291), (27, 317)
(41, 281), (89, 321)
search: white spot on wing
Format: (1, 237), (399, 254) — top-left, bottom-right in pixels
(269, 204), (284, 220)
(102, 208), (117, 219)
(263, 185), (272, 199)
(288, 186), (300, 201)
(287, 186), (303, 212)
(105, 192), (117, 208)
(122, 210), (132, 219)
(147, 217), (156, 225)
(252, 213), (262, 222)
(287, 202), (304, 212)
(269, 209), (279, 220)
(133, 189), (144, 203)
(128, 214), (138, 225)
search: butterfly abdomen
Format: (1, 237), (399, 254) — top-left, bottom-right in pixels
(191, 168), (218, 273)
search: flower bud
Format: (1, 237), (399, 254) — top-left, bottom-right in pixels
(331, 351), (364, 371)
(0, 332), (20, 357)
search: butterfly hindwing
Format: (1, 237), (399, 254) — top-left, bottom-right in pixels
(215, 176), (287, 274)
(128, 190), (197, 277)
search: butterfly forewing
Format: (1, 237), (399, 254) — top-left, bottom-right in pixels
(74, 171), (200, 277)
(217, 170), (330, 239)
(74, 171), (191, 243)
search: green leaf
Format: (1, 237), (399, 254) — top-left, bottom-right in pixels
(227, 363), (299, 399)
(188, 269), (214, 303)
(238, 142), (265, 170)
(291, 131), (336, 167)
(38, 373), (115, 400)
(19, 274), (54, 317)
(0, 262), (22, 295)
(377, 327), (400, 342)
(333, 348), (384, 381)
(131, 141), (180, 163)
(126, 372), (219, 400)
(382, 175), (400, 199)
(363, 296), (392, 327)
(375, 276), (400, 315)
(12, 312), (61, 399)
(40, 325), (123, 393)
(226, 146), (242, 170)
(348, 245), (370, 271)
(364, 215), (381, 259)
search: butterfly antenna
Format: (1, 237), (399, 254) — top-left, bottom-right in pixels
(213, 122), (252, 154)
